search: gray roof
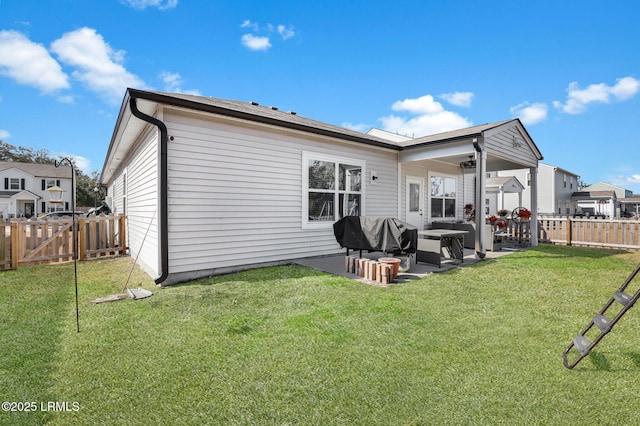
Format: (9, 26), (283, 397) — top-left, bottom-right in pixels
(571, 191), (616, 199)
(486, 176), (515, 186)
(125, 89), (536, 154)
(128, 89), (400, 150)
(0, 161), (72, 178)
(398, 119), (516, 147)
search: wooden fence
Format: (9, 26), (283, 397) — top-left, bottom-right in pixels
(0, 214), (127, 270)
(532, 217), (640, 250)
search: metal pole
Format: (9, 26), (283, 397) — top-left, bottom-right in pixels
(56, 158), (80, 333)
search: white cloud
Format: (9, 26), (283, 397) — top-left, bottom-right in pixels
(159, 71), (201, 95)
(241, 20), (259, 31)
(57, 94), (75, 104)
(55, 153), (92, 174)
(380, 94), (473, 137)
(553, 76), (640, 114)
(50, 27), (145, 105)
(121, 0), (177, 10)
(240, 20), (295, 51)
(241, 34), (272, 51)
(392, 94), (444, 115)
(0, 129), (11, 139)
(440, 91), (474, 108)
(610, 76), (640, 100)
(609, 174), (640, 191)
(510, 101), (548, 125)
(342, 122), (370, 132)
(277, 25), (295, 40)
(0, 30), (69, 93)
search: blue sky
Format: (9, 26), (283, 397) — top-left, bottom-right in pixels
(1, 0), (639, 192)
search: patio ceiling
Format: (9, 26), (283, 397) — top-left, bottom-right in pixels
(398, 139), (531, 172)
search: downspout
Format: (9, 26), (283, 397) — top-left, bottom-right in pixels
(129, 96), (169, 285)
(473, 137), (486, 259)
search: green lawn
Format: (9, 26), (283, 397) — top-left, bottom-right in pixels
(2, 245), (640, 425)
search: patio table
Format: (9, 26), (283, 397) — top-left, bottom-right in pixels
(416, 229), (468, 268)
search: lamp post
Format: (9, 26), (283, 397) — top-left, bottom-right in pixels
(47, 158), (80, 333)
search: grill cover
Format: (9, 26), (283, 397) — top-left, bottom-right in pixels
(333, 217), (417, 254)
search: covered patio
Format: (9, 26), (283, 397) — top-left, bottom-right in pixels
(395, 119), (543, 258)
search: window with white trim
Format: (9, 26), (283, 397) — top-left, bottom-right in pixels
(303, 152), (364, 227)
(430, 175), (456, 218)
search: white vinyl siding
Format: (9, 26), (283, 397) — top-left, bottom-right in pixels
(111, 128), (159, 278)
(485, 127), (539, 169)
(127, 130), (159, 278)
(163, 108), (397, 276)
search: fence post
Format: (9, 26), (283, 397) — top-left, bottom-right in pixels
(78, 216), (87, 261)
(118, 215), (127, 255)
(10, 221), (19, 269)
(566, 217), (572, 246)
(0, 224), (4, 269)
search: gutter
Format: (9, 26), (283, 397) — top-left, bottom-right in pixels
(129, 96), (169, 285)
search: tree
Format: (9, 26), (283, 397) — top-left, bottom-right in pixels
(0, 139), (102, 207)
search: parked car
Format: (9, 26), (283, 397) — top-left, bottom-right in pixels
(572, 210), (607, 219)
(85, 203), (111, 216)
(39, 211), (84, 219)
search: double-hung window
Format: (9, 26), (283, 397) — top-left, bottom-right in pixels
(303, 152), (364, 227)
(430, 175), (456, 218)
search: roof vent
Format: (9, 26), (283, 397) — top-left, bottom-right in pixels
(271, 106), (278, 110)
(251, 101), (259, 106)
(290, 111), (297, 115)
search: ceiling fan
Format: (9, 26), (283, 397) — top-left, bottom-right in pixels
(459, 155), (476, 170)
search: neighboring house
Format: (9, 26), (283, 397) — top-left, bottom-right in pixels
(101, 89), (543, 286)
(620, 195), (640, 217)
(0, 161), (74, 220)
(485, 176), (525, 215)
(584, 182), (633, 199)
(497, 163), (580, 215)
(576, 182), (633, 217)
(366, 128), (414, 143)
(571, 190), (616, 217)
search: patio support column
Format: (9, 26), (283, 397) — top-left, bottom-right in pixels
(529, 165), (538, 246)
(473, 138), (487, 258)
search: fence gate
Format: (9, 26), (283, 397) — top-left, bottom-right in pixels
(0, 214), (127, 270)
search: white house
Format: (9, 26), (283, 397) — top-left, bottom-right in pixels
(575, 182), (633, 217)
(571, 190), (616, 217)
(101, 89), (543, 286)
(485, 176), (525, 215)
(497, 163), (580, 215)
(0, 161), (74, 220)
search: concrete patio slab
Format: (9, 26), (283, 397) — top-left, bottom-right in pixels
(294, 245), (521, 286)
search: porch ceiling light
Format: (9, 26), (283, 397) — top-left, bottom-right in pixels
(46, 185), (66, 203)
(460, 155), (476, 170)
